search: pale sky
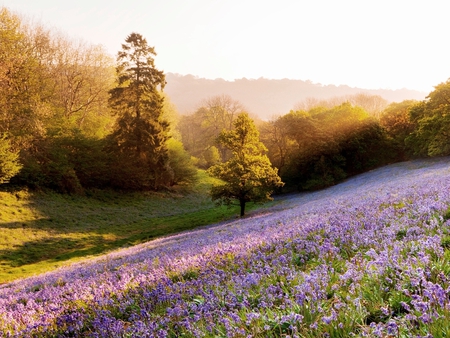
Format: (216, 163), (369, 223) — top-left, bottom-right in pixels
(1, 0), (448, 93)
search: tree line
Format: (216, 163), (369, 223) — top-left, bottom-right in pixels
(2, 6), (450, 209)
(0, 8), (196, 193)
(179, 84), (450, 193)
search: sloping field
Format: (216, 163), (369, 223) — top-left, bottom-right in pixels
(2, 158), (450, 337)
(0, 170), (251, 283)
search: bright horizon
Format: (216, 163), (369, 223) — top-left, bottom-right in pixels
(1, 0), (448, 94)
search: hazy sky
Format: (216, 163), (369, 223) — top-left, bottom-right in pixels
(1, 0), (448, 93)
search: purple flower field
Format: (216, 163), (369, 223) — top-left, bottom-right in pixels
(2, 158), (450, 337)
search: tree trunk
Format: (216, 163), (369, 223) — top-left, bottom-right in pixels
(240, 198), (246, 217)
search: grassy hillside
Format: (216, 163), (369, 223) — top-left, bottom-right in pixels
(0, 170), (268, 284)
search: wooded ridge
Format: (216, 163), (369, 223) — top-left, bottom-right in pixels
(164, 73), (427, 119)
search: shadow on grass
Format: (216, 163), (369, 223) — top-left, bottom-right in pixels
(0, 174), (276, 283)
(0, 234), (109, 267)
(0, 198), (247, 280)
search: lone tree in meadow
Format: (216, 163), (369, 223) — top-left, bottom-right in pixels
(108, 33), (170, 190)
(208, 113), (284, 216)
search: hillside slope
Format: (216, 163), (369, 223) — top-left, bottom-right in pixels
(2, 157), (450, 336)
(165, 73), (427, 119)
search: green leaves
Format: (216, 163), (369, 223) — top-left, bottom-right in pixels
(405, 79), (450, 157)
(208, 113), (283, 216)
(0, 134), (22, 184)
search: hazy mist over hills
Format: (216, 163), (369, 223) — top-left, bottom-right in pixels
(165, 73), (427, 120)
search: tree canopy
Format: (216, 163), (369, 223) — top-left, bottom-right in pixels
(208, 113), (283, 216)
(0, 134), (22, 184)
(406, 79), (450, 157)
(260, 103), (394, 191)
(179, 95), (246, 167)
(107, 32), (171, 190)
(3, 6), (450, 197)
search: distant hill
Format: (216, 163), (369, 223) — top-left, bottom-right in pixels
(164, 73), (427, 120)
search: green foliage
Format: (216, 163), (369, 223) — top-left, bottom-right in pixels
(406, 79), (450, 157)
(200, 146), (221, 168)
(379, 100), (417, 160)
(8, 3), (450, 196)
(340, 119), (392, 174)
(161, 93), (181, 139)
(0, 8), (115, 145)
(208, 113), (284, 216)
(264, 103), (394, 191)
(0, 134), (22, 184)
(107, 33), (170, 190)
(0, 8), (117, 192)
(0, 8), (44, 146)
(65, 136), (111, 189)
(179, 95), (246, 166)
(15, 135), (109, 193)
(295, 93), (389, 118)
(167, 138), (198, 186)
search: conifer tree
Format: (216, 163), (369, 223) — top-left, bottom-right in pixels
(108, 33), (170, 190)
(208, 113), (284, 216)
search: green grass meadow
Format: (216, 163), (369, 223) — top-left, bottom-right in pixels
(0, 170), (267, 284)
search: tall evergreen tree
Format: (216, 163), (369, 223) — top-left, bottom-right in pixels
(108, 33), (170, 190)
(208, 113), (284, 216)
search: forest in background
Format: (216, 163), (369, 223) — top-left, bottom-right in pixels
(1, 6), (450, 196)
(164, 73), (427, 120)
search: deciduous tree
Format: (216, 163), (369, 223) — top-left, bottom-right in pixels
(0, 134), (22, 184)
(405, 80), (450, 157)
(294, 93), (388, 119)
(380, 100), (417, 159)
(0, 8), (43, 145)
(179, 95), (246, 166)
(208, 113), (283, 216)
(262, 103), (392, 191)
(167, 139), (198, 186)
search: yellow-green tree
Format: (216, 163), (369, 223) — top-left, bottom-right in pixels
(208, 113), (283, 216)
(0, 134), (22, 184)
(0, 8), (43, 145)
(406, 79), (450, 157)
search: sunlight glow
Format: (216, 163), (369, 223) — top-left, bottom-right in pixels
(1, 0), (448, 92)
